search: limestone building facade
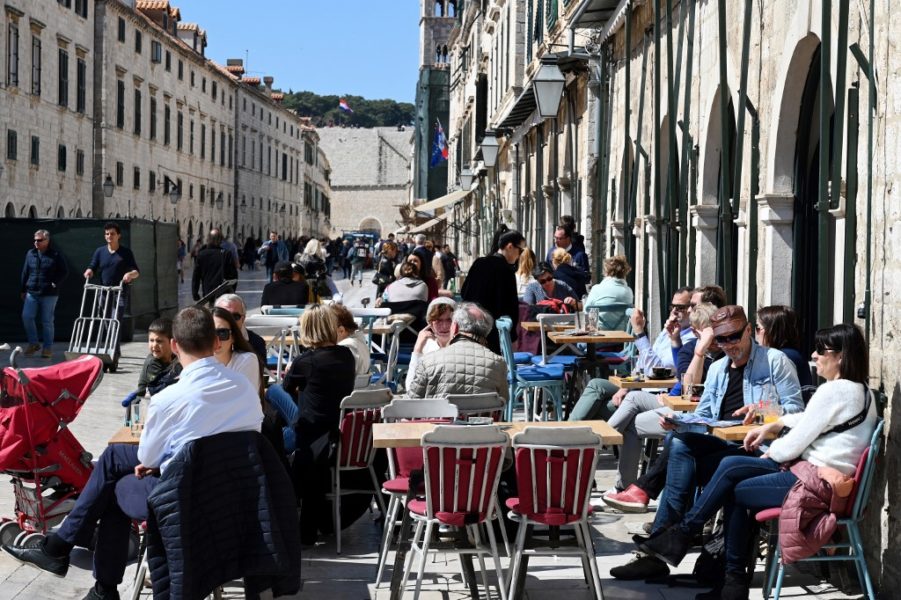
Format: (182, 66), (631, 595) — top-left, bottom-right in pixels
(1, 0), (95, 219)
(1, 0), (331, 248)
(318, 126), (412, 238)
(442, 0), (901, 588)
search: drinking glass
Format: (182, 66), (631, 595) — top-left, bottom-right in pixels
(681, 374), (693, 403)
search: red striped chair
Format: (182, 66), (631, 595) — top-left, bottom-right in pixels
(329, 388), (392, 554)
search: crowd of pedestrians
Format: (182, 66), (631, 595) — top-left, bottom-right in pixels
(6, 216), (879, 600)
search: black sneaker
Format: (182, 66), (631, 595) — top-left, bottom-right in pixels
(720, 572), (750, 600)
(2, 543), (69, 577)
(82, 583), (120, 600)
(609, 553), (670, 580)
(638, 524), (693, 567)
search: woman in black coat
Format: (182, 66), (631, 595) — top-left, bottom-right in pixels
(280, 305), (355, 544)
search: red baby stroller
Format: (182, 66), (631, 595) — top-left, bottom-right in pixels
(0, 348), (103, 548)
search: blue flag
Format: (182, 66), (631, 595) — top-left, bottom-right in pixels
(430, 119), (448, 168)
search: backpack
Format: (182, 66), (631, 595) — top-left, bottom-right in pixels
(355, 246), (369, 259)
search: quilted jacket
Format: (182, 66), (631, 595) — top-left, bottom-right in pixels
(146, 431), (301, 599)
(778, 460), (854, 564)
(407, 336), (508, 401)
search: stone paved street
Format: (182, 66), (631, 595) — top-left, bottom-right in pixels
(0, 265), (864, 599)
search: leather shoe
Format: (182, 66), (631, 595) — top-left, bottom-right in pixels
(603, 484), (650, 513)
(609, 553), (669, 580)
(2, 543), (69, 577)
(638, 524), (693, 567)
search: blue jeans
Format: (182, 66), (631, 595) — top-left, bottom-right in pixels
(22, 293), (58, 349)
(677, 455), (797, 573)
(56, 444), (157, 586)
(652, 431), (751, 532)
(350, 261), (364, 283)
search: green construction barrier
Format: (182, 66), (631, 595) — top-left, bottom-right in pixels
(0, 218), (177, 344)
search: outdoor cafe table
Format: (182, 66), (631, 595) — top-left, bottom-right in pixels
(609, 375), (678, 390)
(108, 426), (141, 445)
(711, 424), (776, 442)
(660, 395), (699, 412)
(376, 419), (621, 600)
(372, 419), (623, 448)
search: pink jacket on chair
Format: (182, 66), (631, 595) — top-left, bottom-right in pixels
(778, 460), (854, 564)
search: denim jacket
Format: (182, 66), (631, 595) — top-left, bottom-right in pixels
(694, 341), (803, 422)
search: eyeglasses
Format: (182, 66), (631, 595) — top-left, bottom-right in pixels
(231, 312), (244, 321)
(670, 303), (690, 311)
(814, 345), (838, 355)
(33, 238), (47, 243)
(538, 276), (554, 284)
(215, 328), (232, 341)
(714, 328), (746, 345)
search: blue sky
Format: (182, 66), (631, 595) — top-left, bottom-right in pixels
(180, 1), (421, 103)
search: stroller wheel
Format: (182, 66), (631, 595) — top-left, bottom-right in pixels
(0, 521), (23, 546)
(13, 531), (44, 549)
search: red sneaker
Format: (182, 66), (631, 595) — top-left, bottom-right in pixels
(603, 484), (650, 513)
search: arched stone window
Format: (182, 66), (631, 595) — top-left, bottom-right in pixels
(4, 202), (15, 218)
(435, 1), (444, 17)
(28, 206), (37, 218)
(57, 206), (65, 218)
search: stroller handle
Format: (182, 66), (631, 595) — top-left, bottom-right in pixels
(10, 345), (22, 368)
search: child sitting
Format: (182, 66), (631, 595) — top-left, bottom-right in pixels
(136, 317), (182, 397)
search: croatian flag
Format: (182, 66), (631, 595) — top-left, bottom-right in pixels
(430, 119), (448, 167)
(338, 98), (353, 113)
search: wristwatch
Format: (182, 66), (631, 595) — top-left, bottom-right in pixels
(635, 331), (648, 340)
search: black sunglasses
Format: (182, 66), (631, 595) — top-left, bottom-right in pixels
(215, 328), (231, 341)
(670, 303), (691, 311)
(538, 276), (553, 284)
(714, 328), (746, 345)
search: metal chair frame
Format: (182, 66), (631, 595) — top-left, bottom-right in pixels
(374, 399), (459, 587)
(497, 317), (566, 422)
(330, 388), (393, 554)
(760, 418), (884, 600)
(401, 425), (509, 600)
(505, 426), (605, 599)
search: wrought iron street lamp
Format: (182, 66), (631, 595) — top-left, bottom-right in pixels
(102, 174), (115, 198)
(533, 61), (565, 119)
(480, 132), (500, 169)
(459, 167), (475, 191)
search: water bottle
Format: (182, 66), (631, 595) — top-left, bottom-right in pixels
(130, 401), (141, 434)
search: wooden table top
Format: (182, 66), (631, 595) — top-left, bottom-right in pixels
(108, 426), (141, 445)
(710, 424), (776, 442)
(660, 395), (699, 412)
(547, 330), (635, 344)
(609, 375), (678, 390)
(521, 321), (573, 333)
(372, 420), (623, 448)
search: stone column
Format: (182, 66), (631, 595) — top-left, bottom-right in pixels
(610, 220), (626, 256)
(691, 204), (720, 286)
(757, 193), (794, 307)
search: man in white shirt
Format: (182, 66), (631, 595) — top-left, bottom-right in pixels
(3, 307), (262, 600)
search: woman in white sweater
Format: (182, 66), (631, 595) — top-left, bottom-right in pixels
(637, 323), (877, 600)
(404, 297), (456, 392)
(329, 303), (371, 375)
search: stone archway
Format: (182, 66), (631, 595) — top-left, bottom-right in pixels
(4, 202), (15, 218)
(28, 206), (37, 218)
(358, 217), (383, 238)
(758, 33), (825, 311)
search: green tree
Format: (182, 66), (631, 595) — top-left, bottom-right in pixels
(282, 90), (414, 128)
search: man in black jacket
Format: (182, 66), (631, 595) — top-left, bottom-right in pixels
(461, 230), (525, 354)
(192, 229), (238, 304)
(20, 229), (68, 358)
(2, 307), (264, 600)
(261, 261), (309, 306)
